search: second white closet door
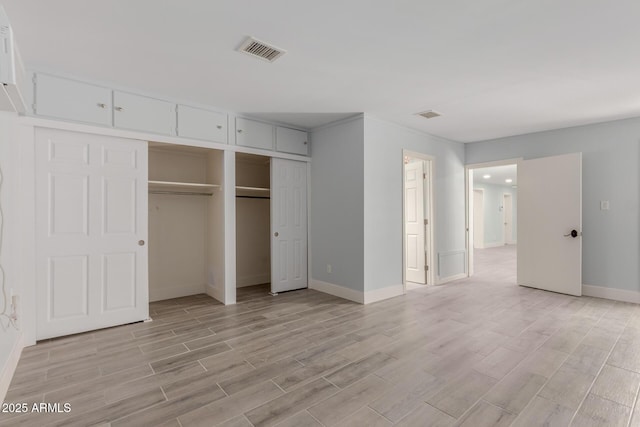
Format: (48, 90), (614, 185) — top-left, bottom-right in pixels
(271, 158), (308, 293)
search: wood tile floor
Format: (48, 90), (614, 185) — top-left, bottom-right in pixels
(3, 245), (640, 426)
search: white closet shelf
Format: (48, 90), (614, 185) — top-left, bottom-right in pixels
(236, 186), (270, 198)
(149, 180), (220, 194)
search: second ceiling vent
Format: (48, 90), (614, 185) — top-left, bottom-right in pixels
(416, 110), (442, 119)
(238, 37), (286, 63)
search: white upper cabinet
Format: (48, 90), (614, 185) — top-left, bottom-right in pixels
(276, 126), (309, 155)
(235, 118), (274, 150)
(35, 74), (112, 126)
(113, 91), (177, 136)
(177, 105), (227, 143)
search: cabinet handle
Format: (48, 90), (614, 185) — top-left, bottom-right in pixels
(97, 103), (106, 109)
(303, 141), (307, 145)
(237, 129), (243, 133)
(114, 106), (124, 112)
(217, 125), (223, 129)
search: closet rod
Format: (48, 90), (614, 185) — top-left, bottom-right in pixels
(149, 191), (212, 196)
(236, 195), (270, 199)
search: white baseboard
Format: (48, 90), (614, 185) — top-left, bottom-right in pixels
(437, 273), (468, 285)
(582, 284), (640, 304)
(236, 274), (270, 288)
(309, 279), (364, 304)
(149, 285), (205, 302)
(364, 284), (404, 304)
(0, 332), (23, 403)
(483, 242), (505, 249)
(206, 283), (225, 304)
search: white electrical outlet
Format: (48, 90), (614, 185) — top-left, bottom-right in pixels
(327, 264), (332, 274)
(601, 201), (610, 210)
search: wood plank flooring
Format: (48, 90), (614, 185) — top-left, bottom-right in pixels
(3, 245), (640, 426)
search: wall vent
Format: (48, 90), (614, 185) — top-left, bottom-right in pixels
(416, 110), (442, 119)
(238, 37), (286, 62)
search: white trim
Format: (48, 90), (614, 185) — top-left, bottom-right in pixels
(0, 332), (23, 403)
(308, 113), (364, 132)
(364, 285), (404, 304)
(437, 273), (468, 285)
(18, 116), (312, 163)
(582, 284), (640, 304)
(309, 279), (364, 304)
(149, 286), (205, 303)
(483, 242), (506, 249)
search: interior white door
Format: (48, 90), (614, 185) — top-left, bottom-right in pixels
(271, 158), (308, 293)
(405, 161), (426, 283)
(36, 128), (148, 339)
(503, 193), (513, 244)
(518, 152), (582, 296)
(473, 189), (484, 249)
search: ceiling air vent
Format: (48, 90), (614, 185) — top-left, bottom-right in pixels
(416, 110), (442, 119)
(238, 37), (286, 62)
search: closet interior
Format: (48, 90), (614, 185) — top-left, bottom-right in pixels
(148, 142), (225, 302)
(235, 153), (271, 290)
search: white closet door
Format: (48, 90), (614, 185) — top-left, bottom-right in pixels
(405, 160), (426, 284)
(271, 159), (308, 293)
(35, 128), (148, 340)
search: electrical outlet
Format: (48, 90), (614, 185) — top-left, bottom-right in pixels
(10, 294), (17, 321)
(600, 201), (610, 210)
(326, 264), (332, 274)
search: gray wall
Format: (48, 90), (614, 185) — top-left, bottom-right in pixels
(363, 116), (467, 290)
(473, 182), (517, 246)
(310, 116), (365, 291)
(466, 117), (640, 292)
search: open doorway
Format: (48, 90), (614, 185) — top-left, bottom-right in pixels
(403, 151), (434, 291)
(466, 161), (518, 280)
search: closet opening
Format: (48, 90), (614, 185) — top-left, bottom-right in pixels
(148, 142), (225, 303)
(235, 153), (272, 299)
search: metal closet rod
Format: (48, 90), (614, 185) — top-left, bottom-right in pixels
(149, 191), (212, 196)
(236, 195), (270, 199)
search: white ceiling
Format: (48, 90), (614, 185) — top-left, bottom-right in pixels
(472, 164), (517, 187)
(4, 1), (640, 141)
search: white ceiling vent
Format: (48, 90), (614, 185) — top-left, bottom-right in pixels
(416, 110), (442, 119)
(238, 37), (286, 62)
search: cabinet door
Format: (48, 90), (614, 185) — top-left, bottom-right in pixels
(235, 118), (274, 150)
(113, 91), (176, 136)
(177, 105), (227, 143)
(35, 73), (112, 126)
(276, 126), (309, 155)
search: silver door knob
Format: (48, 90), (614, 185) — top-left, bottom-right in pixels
(138, 240), (145, 246)
(97, 103), (106, 109)
(115, 106), (124, 112)
(274, 232), (279, 237)
(217, 125), (223, 129)
(237, 129), (243, 133)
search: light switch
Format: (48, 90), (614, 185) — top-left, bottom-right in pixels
(600, 201), (610, 210)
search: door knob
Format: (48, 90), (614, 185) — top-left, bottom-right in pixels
(138, 240), (145, 246)
(274, 232), (279, 237)
(563, 230), (579, 238)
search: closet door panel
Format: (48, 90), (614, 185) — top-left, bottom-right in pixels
(271, 158), (308, 293)
(36, 128), (148, 340)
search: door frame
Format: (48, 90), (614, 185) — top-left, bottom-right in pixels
(473, 188), (485, 249)
(402, 150), (434, 292)
(502, 192), (513, 245)
(465, 158), (521, 277)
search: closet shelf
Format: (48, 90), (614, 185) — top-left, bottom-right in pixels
(236, 186), (270, 198)
(149, 180), (220, 195)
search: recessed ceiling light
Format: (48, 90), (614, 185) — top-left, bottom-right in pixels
(483, 174), (491, 179)
(416, 110), (442, 119)
(505, 179), (513, 183)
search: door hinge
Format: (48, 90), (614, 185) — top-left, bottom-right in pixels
(424, 219), (428, 225)
(423, 173), (426, 179)
(425, 265), (429, 271)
